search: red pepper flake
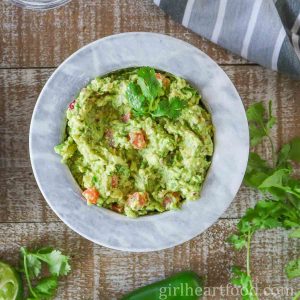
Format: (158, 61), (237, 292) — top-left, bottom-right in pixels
(68, 99), (76, 110)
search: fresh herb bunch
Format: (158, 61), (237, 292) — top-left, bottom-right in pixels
(126, 67), (186, 118)
(228, 101), (300, 300)
(20, 247), (71, 300)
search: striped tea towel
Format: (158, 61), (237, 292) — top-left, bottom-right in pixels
(154, 0), (300, 79)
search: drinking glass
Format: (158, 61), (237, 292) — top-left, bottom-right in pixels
(8, 0), (71, 10)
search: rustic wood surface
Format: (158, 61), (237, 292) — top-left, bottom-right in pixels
(0, 0), (299, 299)
(0, 221), (299, 300)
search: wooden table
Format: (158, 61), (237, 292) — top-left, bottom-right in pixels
(1, 1), (299, 299)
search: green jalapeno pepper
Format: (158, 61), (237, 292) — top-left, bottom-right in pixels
(121, 271), (204, 300)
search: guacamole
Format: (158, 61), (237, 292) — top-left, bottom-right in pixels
(55, 67), (213, 217)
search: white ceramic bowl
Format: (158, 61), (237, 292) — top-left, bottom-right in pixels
(29, 33), (249, 252)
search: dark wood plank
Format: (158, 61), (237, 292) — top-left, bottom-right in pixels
(1, 67), (300, 222)
(0, 220), (299, 299)
(0, 0), (249, 68)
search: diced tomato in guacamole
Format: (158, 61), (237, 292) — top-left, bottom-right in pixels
(82, 187), (100, 204)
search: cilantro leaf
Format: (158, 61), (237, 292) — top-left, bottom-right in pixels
(246, 102), (265, 122)
(247, 102), (266, 146)
(244, 152), (271, 188)
(31, 276), (58, 299)
(277, 143), (293, 169)
(227, 234), (247, 250)
(258, 168), (300, 201)
(20, 247), (42, 278)
(288, 138), (300, 162)
(168, 97), (186, 119)
(20, 247), (71, 300)
(246, 152), (269, 172)
(246, 101), (275, 147)
(278, 138), (300, 166)
(126, 82), (147, 116)
(289, 227), (300, 239)
(152, 97), (186, 119)
(233, 200), (284, 237)
(230, 266), (258, 300)
(137, 67), (161, 101)
(259, 169), (291, 190)
(151, 98), (169, 118)
(34, 249), (71, 276)
(249, 125), (266, 147)
(285, 259), (300, 279)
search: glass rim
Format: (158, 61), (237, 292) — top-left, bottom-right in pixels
(8, 0), (71, 10)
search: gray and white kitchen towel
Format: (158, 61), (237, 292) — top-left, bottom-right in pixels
(154, 0), (300, 79)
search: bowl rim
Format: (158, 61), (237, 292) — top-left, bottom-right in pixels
(29, 32), (249, 251)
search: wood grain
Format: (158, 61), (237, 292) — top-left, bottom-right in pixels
(0, 0), (248, 68)
(0, 220), (299, 300)
(1, 66), (299, 223)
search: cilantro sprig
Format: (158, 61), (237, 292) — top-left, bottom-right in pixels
(228, 101), (300, 300)
(20, 247), (71, 300)
(126, 67), (186, 119)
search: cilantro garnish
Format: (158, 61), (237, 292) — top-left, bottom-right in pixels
(126, 82), (147, 116)
(125, 67), (186, 119)
(137, 67), (161, 101)
(20, 247), (71, 299)
(228, 101), (300, 300)
(152, 97), (186, 119)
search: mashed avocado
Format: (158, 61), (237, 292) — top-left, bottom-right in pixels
(55, 67), (213, 217)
